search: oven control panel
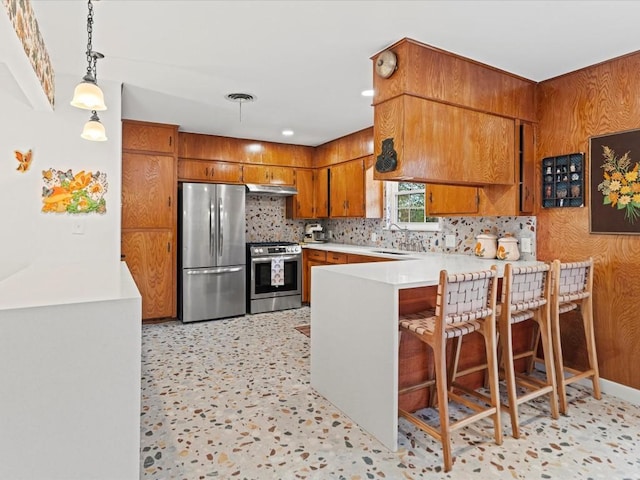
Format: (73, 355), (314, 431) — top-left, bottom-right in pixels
(250, 245), (302, 256)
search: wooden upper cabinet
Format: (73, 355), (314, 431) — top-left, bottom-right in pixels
(122, 153), (176, 229)
(179, 132), (313, 167)
(519, 122), (536, 214)
(177, 159), (243, 184)
(122, 121), (176, 153)
(330, 156), (382, 219)
(426, 184), (479, 215)
(313, 141), (340, 168)
(314, 167), (329, 218)
(372, 38), (536, 121)
(371, 38), (535, 188)
(286, 169), (314, 219)
(374, 96), (515, 186)
(314, 127), (373, 168)
(243, 164), (295, 185)
(330, 159), (365, 217)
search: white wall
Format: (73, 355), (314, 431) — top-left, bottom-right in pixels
(0, 73), (122, 273)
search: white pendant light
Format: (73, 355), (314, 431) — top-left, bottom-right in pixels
(71, 70), (106, 111)
(71, 1), (107, 111)
(81, 111), (107, 142)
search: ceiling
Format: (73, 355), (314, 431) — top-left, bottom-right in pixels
(26, 0), (640, 146)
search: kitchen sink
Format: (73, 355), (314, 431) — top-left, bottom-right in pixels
(370, 250), (410, 256)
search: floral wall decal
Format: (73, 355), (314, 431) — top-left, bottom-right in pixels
(14, 149), (33, 172)
(2, 0), (55, 107)
(590, 129), (640, 234)
(41, 169), (108, 214)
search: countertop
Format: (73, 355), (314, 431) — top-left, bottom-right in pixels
(0, 261), (141, 311)
(303, 242), (541, 288)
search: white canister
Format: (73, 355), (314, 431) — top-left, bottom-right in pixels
(497, 233), (520, 261)
(474, 232), (497, 259)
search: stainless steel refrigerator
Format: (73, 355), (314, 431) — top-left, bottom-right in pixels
(178, 183), (246, 322)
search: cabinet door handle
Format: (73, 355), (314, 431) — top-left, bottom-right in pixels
(429, 192), (433, 204)
(167, 242), (171, 252)
(210, 166), (215, 177)
(205, 167), (209, 176)
(169, 136), (172, 147)
(168, 196), (172, 207)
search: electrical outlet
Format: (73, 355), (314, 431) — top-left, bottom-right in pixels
(445, 234), (456, 248)
(521, 237), (532, 253)
(72, 221), (85, 235)
(371, 232), (377, 242)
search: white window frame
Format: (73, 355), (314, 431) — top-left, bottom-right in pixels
(385, 182), (441, 232)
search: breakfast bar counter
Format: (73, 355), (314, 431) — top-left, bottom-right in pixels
(310, 254), (539, 451)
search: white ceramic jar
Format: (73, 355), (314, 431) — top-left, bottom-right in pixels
(474, 232), (497, 259)
(497, 233), (520, 260)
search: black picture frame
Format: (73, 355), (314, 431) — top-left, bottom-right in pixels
(589, 128), (640, 234)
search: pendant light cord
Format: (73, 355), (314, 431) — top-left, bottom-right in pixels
(85, 0), (94, 77)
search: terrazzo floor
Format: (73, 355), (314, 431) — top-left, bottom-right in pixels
(140, 307), (640, 480)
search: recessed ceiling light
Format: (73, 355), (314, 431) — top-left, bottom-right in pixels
(282, 129), (294, 136)
(361, 89), (374, 97)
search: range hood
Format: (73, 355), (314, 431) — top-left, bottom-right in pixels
(245, 184), (298, 196)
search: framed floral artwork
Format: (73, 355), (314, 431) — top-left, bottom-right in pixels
(589, 129), (640, 234)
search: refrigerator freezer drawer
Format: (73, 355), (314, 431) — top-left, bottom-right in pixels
(181, 266), (246, 322)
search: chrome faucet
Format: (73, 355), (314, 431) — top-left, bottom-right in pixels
(388, 223), (422, 252)
(388, 223), (410, 251)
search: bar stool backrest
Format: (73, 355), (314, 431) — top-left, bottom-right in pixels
(553, 259), (593, 303)
(502, 264), (550, 312)
(438, 269), (497, 326)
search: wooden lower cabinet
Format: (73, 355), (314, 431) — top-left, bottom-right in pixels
(121, 230), (175, 319)
(303, 249), (391, 303)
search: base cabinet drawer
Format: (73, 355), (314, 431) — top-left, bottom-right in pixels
(326, 251), (347, 264)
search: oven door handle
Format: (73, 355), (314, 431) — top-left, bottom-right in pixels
(251, 255), (300, 263)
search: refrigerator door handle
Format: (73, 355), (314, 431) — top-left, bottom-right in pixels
(218, 196), (223, 260)
(186, 266), (243, 275)
(209, 196), (215, 258)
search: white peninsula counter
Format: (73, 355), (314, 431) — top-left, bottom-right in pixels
(0, 261), (142, 480)
(310, 253), (539, 451)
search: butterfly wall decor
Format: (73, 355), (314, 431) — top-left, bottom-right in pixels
(15, 149), (33, 173)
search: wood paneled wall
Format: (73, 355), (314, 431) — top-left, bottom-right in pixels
(536, 51), (640, 389)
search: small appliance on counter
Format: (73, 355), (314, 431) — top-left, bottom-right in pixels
(303, 223), (326, 243)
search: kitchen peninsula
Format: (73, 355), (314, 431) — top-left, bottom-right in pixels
(310, 254), (540, 451)
(0, 262), (142, 480)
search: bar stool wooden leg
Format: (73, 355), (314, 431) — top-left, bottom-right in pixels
(498, 312), (520, 438)
(434, 339), (453, 471)
(481, 311), (503, 446)
(550, 302), (569, 414)
(537, 309), (560, 420)
(582, 295), (601, 399)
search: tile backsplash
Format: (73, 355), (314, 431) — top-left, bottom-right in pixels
(246, 195), (536, 260)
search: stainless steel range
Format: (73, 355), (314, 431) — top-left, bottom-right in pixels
(246, 242), (302, 314)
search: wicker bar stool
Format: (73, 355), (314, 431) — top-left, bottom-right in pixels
(452, 263), (559, 438)
(550, 258), (601, 414)
(496, 263), (559, 437)
(398, 266), (501, 472)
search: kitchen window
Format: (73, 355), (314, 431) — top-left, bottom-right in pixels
(386, 182), (440, 231)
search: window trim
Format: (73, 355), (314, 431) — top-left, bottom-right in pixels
(385, 182), (441, 232)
